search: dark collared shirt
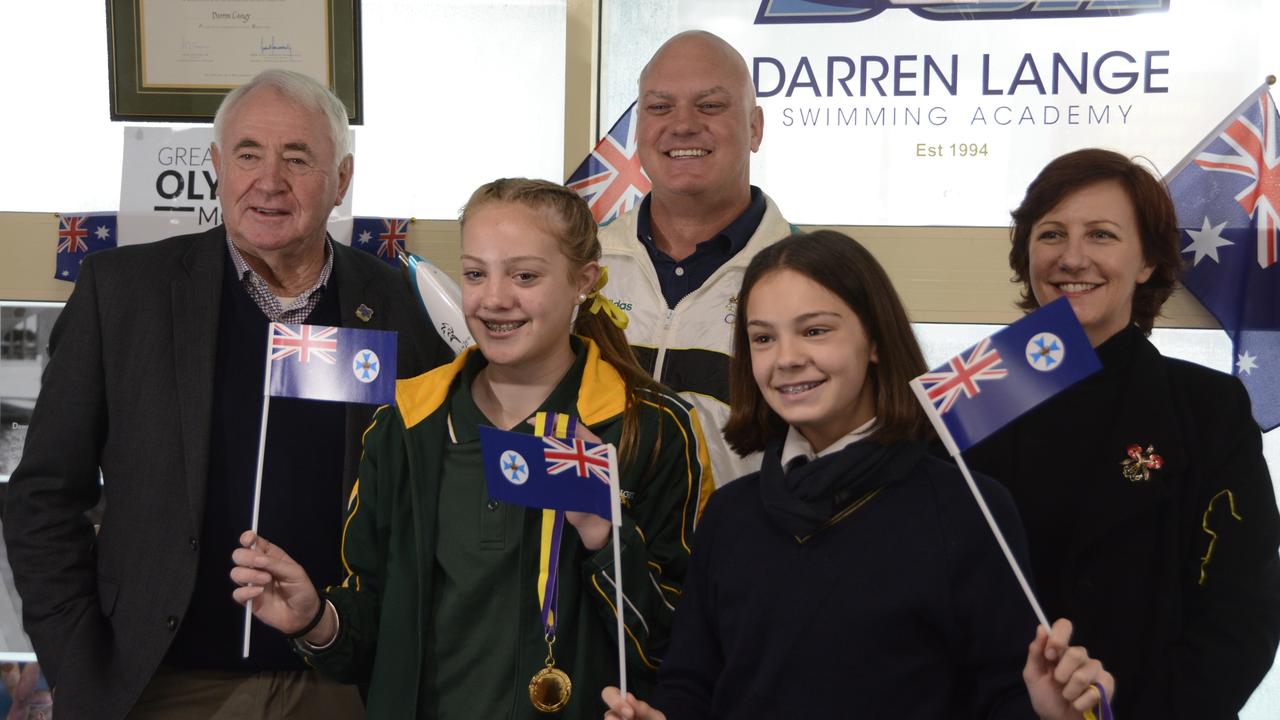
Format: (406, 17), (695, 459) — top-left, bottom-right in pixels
(225, 235), (334, 322)
(636, 185), (766, 309)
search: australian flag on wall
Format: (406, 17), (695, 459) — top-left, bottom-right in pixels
(1166, 84), (1280, 431)
(55, 212), (117, 282)
(351, 217), (410, 266)
(566, 101), (651, 224)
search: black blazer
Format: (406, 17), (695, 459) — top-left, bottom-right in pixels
(1, 226), (451, 719)
(966, 326), (1280, 718)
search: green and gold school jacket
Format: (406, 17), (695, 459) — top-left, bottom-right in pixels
(302, 337), (714, 718)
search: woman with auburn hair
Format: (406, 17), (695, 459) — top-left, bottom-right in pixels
(230, 179), (714, 718)
(967, 148), (1280, 716)
(605, 230), (1112, 719)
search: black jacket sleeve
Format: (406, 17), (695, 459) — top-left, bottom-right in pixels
(1155, 375), (1280, 716)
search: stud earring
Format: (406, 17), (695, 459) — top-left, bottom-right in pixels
(577, 293), (587, 304)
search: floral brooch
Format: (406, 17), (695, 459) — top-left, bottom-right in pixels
(1120, 444), (1163, 482)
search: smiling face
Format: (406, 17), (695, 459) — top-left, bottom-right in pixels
(636, 32), (762, 206)
(1028, 180), (1154, 346)
(460, 201), (598, 375)
(745, 268), (878, 453)
(211, 87), (352, 261)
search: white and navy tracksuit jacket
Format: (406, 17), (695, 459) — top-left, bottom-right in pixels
(599, 193), (793, 487)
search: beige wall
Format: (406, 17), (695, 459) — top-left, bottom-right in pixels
(0, 212), (463, 304)
(0, 210), (1216, 328)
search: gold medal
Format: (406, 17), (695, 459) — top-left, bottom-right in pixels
(529, 664), (572, 712)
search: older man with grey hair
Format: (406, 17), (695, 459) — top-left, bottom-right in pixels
(2, 69), (450, 718)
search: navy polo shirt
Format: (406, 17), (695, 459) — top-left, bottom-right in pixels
(636, 186), (766, 309)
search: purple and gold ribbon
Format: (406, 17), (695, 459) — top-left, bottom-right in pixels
(534, 412), (578, 638)
(1082, 682), (1114, 720)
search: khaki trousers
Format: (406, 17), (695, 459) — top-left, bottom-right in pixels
(129, 665), (365, 719)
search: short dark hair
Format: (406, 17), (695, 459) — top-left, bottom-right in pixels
(1009, 148), (1182, 333)
(723, 230), (931, 456)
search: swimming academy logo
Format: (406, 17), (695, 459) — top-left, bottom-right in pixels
(754, 0), (1169, 25)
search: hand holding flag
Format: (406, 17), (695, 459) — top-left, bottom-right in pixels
(910, 299), (1111, 718)
(244, 322), (398, 657)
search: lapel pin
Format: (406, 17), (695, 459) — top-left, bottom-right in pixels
(1121, 443), (1163, 482)
(356, 304), (374, 323)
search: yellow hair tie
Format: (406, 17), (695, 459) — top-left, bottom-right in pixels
(585, 266), (629, 330)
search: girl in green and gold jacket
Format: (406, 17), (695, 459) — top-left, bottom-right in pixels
(231, 179), (714, 718)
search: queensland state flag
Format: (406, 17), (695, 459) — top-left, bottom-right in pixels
(566, 102), (650, 224)
(1166, 84), (1280, 431)
(55, 212), (117, 282)
(267, 323), (397, 405)
(911, 298), (1100, 452)
(350, 217), (409, 266)
(479, 424), (619, 521)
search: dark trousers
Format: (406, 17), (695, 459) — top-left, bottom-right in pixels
(129, 665), (365, 719)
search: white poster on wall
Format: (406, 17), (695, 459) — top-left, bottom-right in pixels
(676, 0), (1279, 226)
(118, 126), (353, 246)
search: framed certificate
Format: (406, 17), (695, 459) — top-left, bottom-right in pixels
(106, 0), (362, 123)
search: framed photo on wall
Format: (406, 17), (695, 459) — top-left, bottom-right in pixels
(106, 0), (362, 123)
(0, 301), (64, 484)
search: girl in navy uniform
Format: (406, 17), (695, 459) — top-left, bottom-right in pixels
(605, 231), (1112, 719)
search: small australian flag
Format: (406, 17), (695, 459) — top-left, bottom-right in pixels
(55, 212), (117, 282)
(350, 217), (409, 266)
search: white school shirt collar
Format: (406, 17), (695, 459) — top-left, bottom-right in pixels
(779, 417), (879, 470)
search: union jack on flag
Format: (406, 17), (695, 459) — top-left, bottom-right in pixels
(917, 338), (1008, 414)
(1169, 84), (1280, 430)
(543, 436), (612, 484)
(270, 324), (339, 364)
(350, 217), (408, 266)
(1192, 91), (1280, 268)
(55, 212), (118, 282)
(911, 298), (1099, 453)
(566, 102), (651, 224)
(58, 217), (89, 254)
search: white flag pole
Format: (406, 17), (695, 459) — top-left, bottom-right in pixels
(242, 323), (279, 658)
(909, 380), (1051, 629)
(607, 444), (627, 697)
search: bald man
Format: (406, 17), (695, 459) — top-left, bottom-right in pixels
(599, 31), (793, 487)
